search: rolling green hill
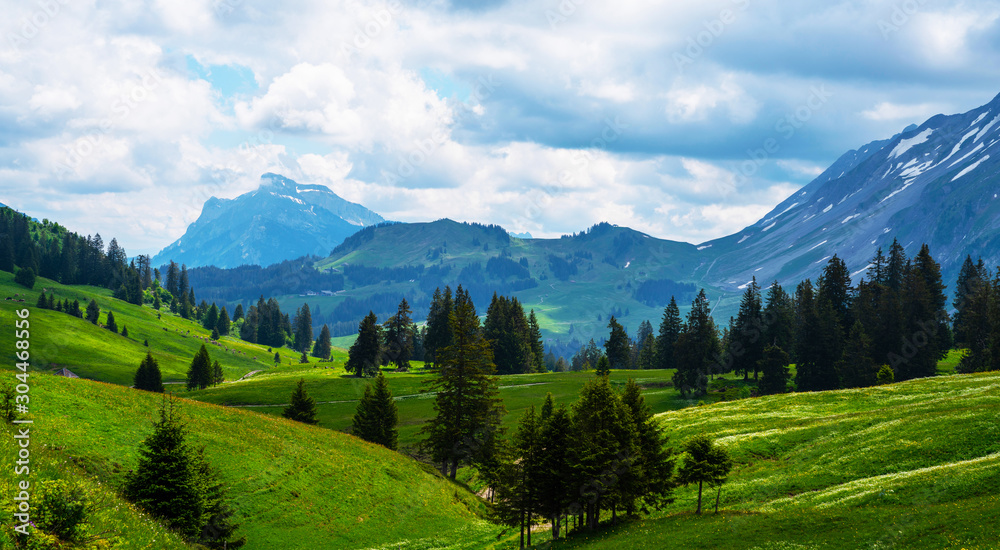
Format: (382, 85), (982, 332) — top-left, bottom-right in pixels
(0, 374), (504, 549)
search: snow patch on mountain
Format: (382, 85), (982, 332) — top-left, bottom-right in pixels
(890, 129), (933, 158)
(952, 155), (990, 181)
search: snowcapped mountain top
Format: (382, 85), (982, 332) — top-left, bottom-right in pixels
(698, 92), (1000, 290)
(152, 174), (385, 269)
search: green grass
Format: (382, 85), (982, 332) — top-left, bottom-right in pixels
(175, 367), (682, 450)
(0, 373), (511, 549)
(0, 271), (325, 386)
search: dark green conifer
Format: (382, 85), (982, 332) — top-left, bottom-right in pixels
(352, 373), (398, 449)
(282, 379), (318, 425)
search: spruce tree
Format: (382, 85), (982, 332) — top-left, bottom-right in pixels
(216, 306), (231, 336)
(211, 360), (224, 386)
(346, 312), (382, 378)
(122, 325), (129, 338)
(14, 267), (35, 289)
(106, 311), (118, 333)
(536, 403), (573, 540)
(817, 255), (853, 334)
(124, 400), (204, 538)
(528, 310), (545, 373)
(595, 355), (611, 377)
(190, 447), (246, 549)
(837, 321), (877, 388)
(0, 234), (14, 272)
(282, 379), (318, 425)
(953, 255), (986, 346)
(36, 292), (48, 309)
(420, 286), (505, 479)
(637, 333), (656, 370)
(186, 345), (213, 390)
(423, 287), (454, 365)
(202, 304), (219, 331)
(621, 379), (676, 513)
(293, 303), (313, 354)
(757, 344), (790, 395)
(604, 316), (631, 369)
(352, 373), (398, 450)
(731, 277), (765, 380)
(677, 434), (732, 515)
(762, 282), (795, 353)
(383, 298), (414, 371)
(134, 351), (165, 393)
(672, 290), (719, 397)
(312, 324), (332, 360)
(211, 327), (220, 341)
(655, 297), (682, 370)
(233, 303), (244, 322)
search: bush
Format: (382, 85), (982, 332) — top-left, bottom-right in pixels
(876, 365), (894, 385)
(34, 480), (90, 543)
(14, 267), (35, 289)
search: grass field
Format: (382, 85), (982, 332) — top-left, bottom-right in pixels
(0, 373), (511, 549)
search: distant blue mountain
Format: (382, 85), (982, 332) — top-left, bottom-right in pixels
(697, 92), (1000, 290)
(152, 174), (384, 268)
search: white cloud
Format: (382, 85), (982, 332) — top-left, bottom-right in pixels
(664, 76), (760, 124)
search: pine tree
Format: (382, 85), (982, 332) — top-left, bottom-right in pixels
(420, 286), (505, 479)
(211, 327), (220, 341)
(282, 379), (318, 425)
(817, 255), (853, 334)
(485, 294), (532, 375)
(36, 292), (48, 309)
(273, 351), (281, 365)
(211, 360), (224, 386)
(233, 303), (244, 322)
(569, 375), (638, 529)
(595, 355), (611, 377)
(757, 344), (790, 395)
(122, 325), (129, 338)
(677, 434), (732, 515)
(956, 268), (998, 373)
(655, 297), (682, 370)
(47, 293), (55, 310)
(604, 316), (631, 369)
(528, 310), (545, 373)
(762, 282), (795, 353)
(672, 290), (720, 397)
(106, 311), (118, 333)
(124, 400), (204, 538)
(346, 312), (382, 378)
(795, 287), (843, 392)
(71, 299), (82, 318)
(0, 234), (14, 272)
(837, 321), (878, 388)
(621, 379), (675, 513)
(383, 298), (414, 371)
(312, 324), (332, 360)
(536, 402), (573, 540)
(186, 345), (213, 390)
(637, 333), (656, 370)
(352, 373), (398, 450)
(953, 255), (987, 346)
(510, 406), (542, 548)
(424, 287), (454, 366)
(293, 303), (313, 354)
(134, 351), (165, 393)
(190, 447), (246, 549)
(216, 307), (230, 336)
(202, 304), (219, 331)
(731, 278), (765, 380)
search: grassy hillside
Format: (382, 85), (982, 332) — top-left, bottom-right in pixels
(0, 373), (505, 549)
(0, 270), (316, 386)
(537, 371), (1000, 549)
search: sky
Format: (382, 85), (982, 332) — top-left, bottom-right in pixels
(2, 0), (999, 256)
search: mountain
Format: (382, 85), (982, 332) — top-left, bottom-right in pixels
(152, 173), (384, 269)
(698, 93), (1000, 290)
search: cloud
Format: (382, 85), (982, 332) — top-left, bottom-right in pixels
(2, 0), (1000, 256)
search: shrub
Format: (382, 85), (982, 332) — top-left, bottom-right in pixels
(14, 267), (35, 289)
(35, 480), (90, 543)
(876, 365), (894, 385)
